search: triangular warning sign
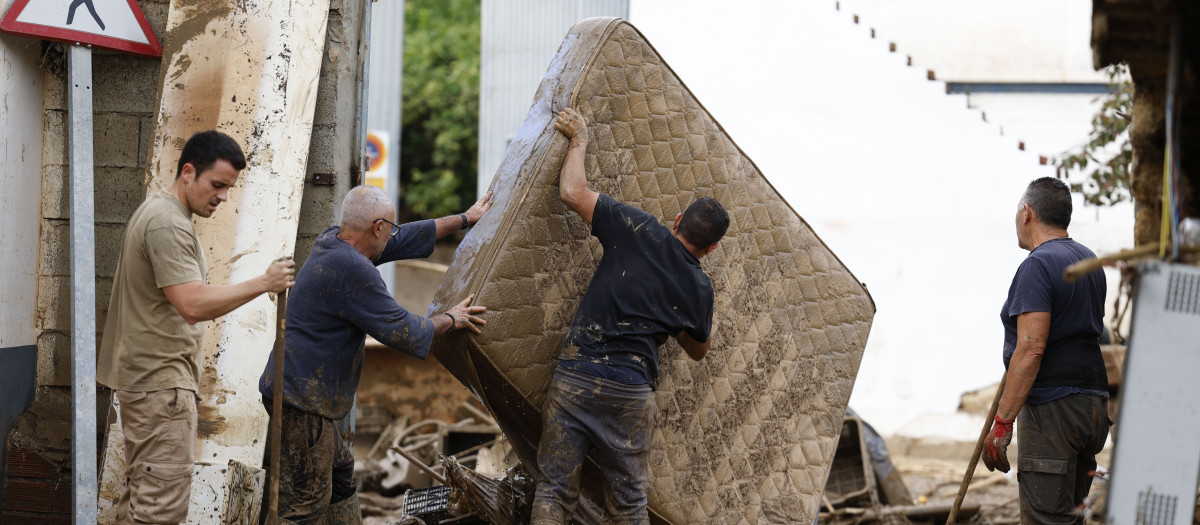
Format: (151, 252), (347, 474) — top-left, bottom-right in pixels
(0, 0), (161, 58)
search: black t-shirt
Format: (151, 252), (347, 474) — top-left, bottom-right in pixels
(561, 194), (714, 386)
(1000, 237), (1107, 404)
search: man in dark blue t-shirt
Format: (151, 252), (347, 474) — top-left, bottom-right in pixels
(258, 185), (491, 524)
(983, 177), (1109, 523)
(530, 108), (729, 525)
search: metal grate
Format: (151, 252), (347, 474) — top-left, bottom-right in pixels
(1137, 491), (1178, 525)
(1165, 270), (1200, 315)
(826, 454), (869, 499)
(403, 485), (453, 525)
(824, 419), (874, 506)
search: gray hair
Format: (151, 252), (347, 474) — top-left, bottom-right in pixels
(339, 185), (394, 232)
(1020, 177), (1072, 230)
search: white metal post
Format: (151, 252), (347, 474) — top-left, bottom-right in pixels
(68, 43), (98, 525)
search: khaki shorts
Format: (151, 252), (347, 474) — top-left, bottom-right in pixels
(114, 388), (197, 525)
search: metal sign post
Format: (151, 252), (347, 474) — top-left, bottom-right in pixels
(68, 42), (97, 525)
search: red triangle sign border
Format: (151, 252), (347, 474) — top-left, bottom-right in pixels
(0, 0), (162, 58)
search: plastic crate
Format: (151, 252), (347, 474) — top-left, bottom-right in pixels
(824, 416), (878, 507)
(403, 485), (453, 525)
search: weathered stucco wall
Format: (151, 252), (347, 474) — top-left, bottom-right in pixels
(0, 5), (45, 506)
(2, 0), (365, 520)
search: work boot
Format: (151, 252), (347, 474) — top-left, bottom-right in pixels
(317, 492), (362, 525)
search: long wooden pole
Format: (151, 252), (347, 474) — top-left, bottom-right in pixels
(1061, 242), (1200, 283)
(390, 446), (449, 486)
(268, 289), (288, 524)
(946, 369), (1007, 525)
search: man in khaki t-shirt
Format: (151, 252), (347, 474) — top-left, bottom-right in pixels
(97, 130), (294, 525)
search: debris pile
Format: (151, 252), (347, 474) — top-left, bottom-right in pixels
(441, 458), (535, 525)
(352, 402), (528, 524)
(820, 410), (989, 525)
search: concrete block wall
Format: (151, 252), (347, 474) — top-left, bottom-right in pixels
(35, 44), (163, 391)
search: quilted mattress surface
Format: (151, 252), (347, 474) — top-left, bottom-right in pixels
(429, 17), (875, 524)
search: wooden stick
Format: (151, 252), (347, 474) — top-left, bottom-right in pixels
(1063, 243), (1160, 282)
(1063, 242), (1200, 283)
(268, 289), (287, 525)
(459, 401), (498, 427)
(947, 369), (1007, 525)
(390, 445), (449, 486)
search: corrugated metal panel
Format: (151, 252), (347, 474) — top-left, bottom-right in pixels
(366, 0), (404, 292)
(367, 0), (403, 199)
(478, 0), (629, 196)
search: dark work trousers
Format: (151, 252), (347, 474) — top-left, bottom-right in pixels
(531, 365), (656, 525)
(1017, 393), (1110, 525)
(261, 400), (358, 525)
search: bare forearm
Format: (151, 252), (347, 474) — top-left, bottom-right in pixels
(553, 108), (598, 222)
(176, 277), (269, 324)
(998, 311), (1050, 420)
(559, 138), (590, 204)
(164, 259), (294, 324)
(998, 346), (1041, 420)
(431, 312), (454, 336)
(434, 215), (465, 239)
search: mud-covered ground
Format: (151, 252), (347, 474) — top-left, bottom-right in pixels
(887, 455), (1022, 525)
(361, 451), (1120, 525)
(359, 454), (1027, 525)
(828, 451), (1111, 525)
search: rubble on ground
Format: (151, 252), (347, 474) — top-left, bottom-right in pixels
(353, 402), (519, 524)
(353, 401), (1035, 525)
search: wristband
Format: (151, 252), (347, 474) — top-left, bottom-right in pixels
(994, 415), (1015, 426)
(459, 213), (469, 230)
(444, 312), (456, 328)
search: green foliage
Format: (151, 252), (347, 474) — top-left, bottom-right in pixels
(1054, 64), (1134, 206)
(400, 0), (480, 219)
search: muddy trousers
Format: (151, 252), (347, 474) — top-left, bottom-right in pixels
(261, 400), (360, 525)
(1017, 393), (1109, 525)
(113, 388), (198, 525)
(531, 366), (655, 525)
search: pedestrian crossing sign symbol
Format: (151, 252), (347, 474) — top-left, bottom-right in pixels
(1, 0), (162, 58)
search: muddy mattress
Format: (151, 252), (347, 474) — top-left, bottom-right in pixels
(429, 17), (875, 524)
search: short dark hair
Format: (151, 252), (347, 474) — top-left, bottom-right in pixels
(678, 197), (729, 249)
(1022, 177), (1072, 229)
(176, 130), (247, 179)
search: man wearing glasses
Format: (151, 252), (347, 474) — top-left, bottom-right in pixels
(258, 184), (492, 524)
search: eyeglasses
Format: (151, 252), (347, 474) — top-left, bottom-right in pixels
(375, 218), (401, 237)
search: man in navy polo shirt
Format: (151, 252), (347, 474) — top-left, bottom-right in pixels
(983, 177), (1110, 523)
(530, 108), (729, 525)
(259, 185), (491, 524)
